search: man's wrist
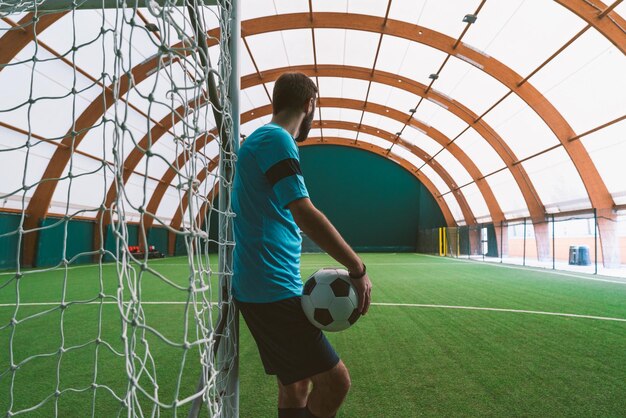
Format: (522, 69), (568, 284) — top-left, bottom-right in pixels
(348, 262), (366, 279)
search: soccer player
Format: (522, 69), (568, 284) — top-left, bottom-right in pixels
(232, 72), (372, 418)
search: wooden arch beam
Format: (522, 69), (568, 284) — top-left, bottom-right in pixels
(240, 12), (614, 213)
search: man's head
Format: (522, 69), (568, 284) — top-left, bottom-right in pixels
(272, 72), (318, 142)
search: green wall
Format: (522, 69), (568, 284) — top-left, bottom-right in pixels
(148, 227), (168, 254)
(104, 223), (139, 262)
(299, 145), (445, 252)
(0, 213), (22, 269)
(36, 217), (94, 267)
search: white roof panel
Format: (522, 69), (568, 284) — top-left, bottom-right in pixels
(454, 128), (505, 175)
(277, 29), (315, 68)
(317, 77), (342, 99)
(460, 182), (491, 221)
(483, 94), (559, 161)
(418, 0), (483, 40)
(433, 149), (473, 188)
(442, 192), (466, 224)
(315, 29), (347, 64)
(314, 29), (379, 68)
(241, 0), (276, 20)
(396, 42), (449, 87)
(0, 131), (56, 203)
(580, 120), (626, 206)
(401, 126), (442, 158)
(339, 78), (370, 101)
(245, 31), (290, 72)
(412, 99), (468, 139)
(521, 147), (590, 213)
(390, 144), (423, 169)
(50, 152), (109, 215)
(485, 170), (529, 219)
(435, 57), (509, 116)
(462, 0), (585, 77)
(529, 30), (626, 134)
(388, 0), (428, 24)
(420, 165), (449, 195)
(357, 132), (389, 150)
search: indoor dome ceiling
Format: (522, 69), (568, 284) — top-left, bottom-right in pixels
(0, 0), (625, 231)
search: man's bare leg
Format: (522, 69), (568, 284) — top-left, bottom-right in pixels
(306, 361), (351, 418)
(277, 377), (311, 409)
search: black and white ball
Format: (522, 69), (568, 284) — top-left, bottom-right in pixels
(301, 268), (361, 332)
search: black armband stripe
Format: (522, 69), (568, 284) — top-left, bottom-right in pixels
(265, 158), (302, 186)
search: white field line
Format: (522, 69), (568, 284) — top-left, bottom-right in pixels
(1, 301), (625, 323)
(421, 254), (626, 285)
(371, 303), (626, 323)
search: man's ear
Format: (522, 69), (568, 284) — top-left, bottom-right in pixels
(305, 97), (315, 114)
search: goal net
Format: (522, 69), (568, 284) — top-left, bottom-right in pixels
(0, 0), (239, 416)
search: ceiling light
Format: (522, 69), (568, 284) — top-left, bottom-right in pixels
(463, 14), (477, 24)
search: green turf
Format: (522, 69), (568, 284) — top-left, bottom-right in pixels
(1, 253), (626, 417)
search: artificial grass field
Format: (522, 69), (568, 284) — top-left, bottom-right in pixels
(1, 253), (626, 417)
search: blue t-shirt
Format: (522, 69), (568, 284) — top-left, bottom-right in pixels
(232, 123), (309, 303)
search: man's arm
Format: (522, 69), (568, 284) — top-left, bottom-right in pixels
(288, 197), (372, 315)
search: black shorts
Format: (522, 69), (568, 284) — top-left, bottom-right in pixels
(236, 296), (340, 385)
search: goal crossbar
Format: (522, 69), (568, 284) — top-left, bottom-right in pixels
(0, 0), (217, 13)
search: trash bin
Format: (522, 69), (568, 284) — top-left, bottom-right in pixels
(568, 246), (579, 265)
(577, 245), (591, 266)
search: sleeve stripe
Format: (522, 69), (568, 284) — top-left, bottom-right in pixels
(265, 158), (303, 186)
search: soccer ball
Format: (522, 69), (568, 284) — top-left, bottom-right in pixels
(301, 268), (361, 332)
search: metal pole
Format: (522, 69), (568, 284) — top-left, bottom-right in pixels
(552, 214), (556, 270)
(482, 225), (485, 262)
(186, 0), (239, 415)
(500, 220), (503, 264)
(467, 226), (470, 260)
(523, 218), (527, 267)
(217, 0), (240, 415)
(594, 208), (598, 275)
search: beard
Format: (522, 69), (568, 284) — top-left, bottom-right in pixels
(295, 105), (315, 143)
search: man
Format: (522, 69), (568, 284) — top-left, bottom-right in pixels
(232, 72), (372, 418)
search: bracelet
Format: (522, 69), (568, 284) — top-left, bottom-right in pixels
(349, 263), (366, 279)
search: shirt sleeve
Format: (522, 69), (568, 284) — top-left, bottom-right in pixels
(256, 128), (309, 208)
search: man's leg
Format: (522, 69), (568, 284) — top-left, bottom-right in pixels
(277, 378), (310, 417)
(306, 360), (351, 418)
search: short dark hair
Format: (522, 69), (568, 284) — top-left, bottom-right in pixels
(272, 72), (318, 115)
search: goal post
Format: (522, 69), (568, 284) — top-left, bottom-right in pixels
(0, 0), (240, 416)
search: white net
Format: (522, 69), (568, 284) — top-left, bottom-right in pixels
(0, 0), (238, 416)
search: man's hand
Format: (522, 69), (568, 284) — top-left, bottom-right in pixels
(351, 274), (372, 315)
